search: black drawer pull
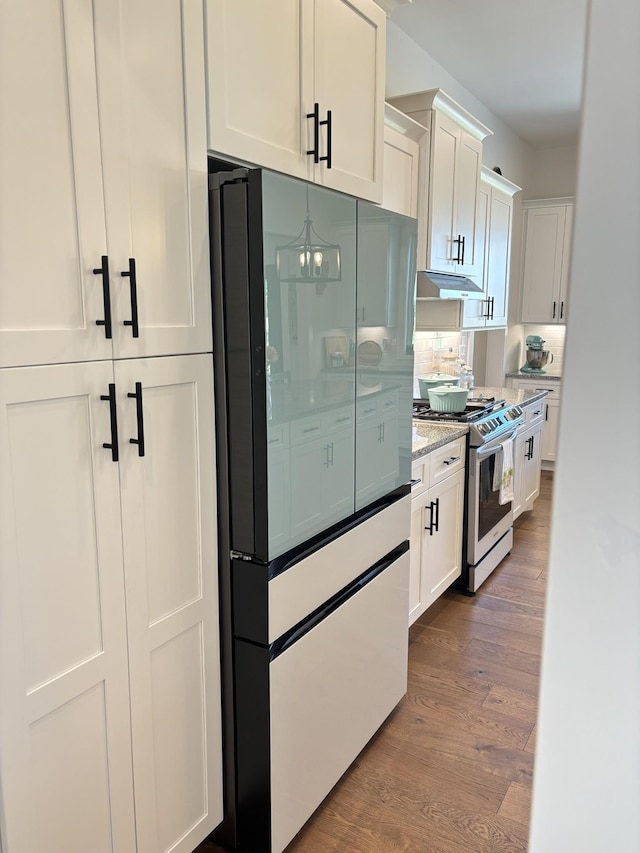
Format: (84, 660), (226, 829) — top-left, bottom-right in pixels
(443, 456), (460, 466)
(306, 102), (320, 163)
(127, 382), (145, 457)
(93, 255), (112, 339)
(100, 383), (119, 462)
(121, 258), (139, 338)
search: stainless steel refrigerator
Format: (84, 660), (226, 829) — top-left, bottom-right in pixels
(209, 160), (417, 852)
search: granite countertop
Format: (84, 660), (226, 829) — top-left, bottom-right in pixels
(412, 422), (469, 461)
(471, 385), (548, 408)
(505, 371), (562, 381)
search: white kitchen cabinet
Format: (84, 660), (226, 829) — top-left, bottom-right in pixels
(382, 104), (427, 218)
(510, 378), (562, 465)
(409, 437), (465, 624)
(0, 356), (223, 852)
(0, 0), (211, 370)
(205, 0), (386, 203)
(513, 405), (544, 520)
(289, 408), (355, 541)
(389, 89), (492, 281)
(520, 199), (574, 324)
(463, 167), (521, 330)
(356, 391), (400, 509)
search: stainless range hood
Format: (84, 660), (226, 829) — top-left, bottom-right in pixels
(416, 270), (483, 300)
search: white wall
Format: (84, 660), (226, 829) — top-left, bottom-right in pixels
(529, 0), (640, 849)
(528, 145), (579, 199)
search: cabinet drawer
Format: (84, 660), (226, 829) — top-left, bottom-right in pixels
(357, 399), (380, 421)
(323, 407), (353, 433)
(429, 437), (466, 486)
(522, 400), (545, 429)
(267, 423), (290, 449)
(410, 456), (431, 499)
(290, 415), (324, 445)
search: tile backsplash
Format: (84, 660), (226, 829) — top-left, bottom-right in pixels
(413, 330), (473, 396)
(521, 324), (566, 374)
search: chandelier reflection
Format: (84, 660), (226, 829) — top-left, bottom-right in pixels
(276, 188), (341, 284)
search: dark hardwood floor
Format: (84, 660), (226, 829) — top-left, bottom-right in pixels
(198, 471), (552, 852)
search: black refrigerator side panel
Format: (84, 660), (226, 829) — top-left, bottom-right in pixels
(215, 173), (269, 561)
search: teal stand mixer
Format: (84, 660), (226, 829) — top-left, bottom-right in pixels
(521, 335), (554, 373)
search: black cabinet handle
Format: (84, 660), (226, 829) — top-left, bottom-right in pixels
(306, 103), (320, 164)
(433, 497), (440, 533)
(93, 255), (112, 339)
(545, 404), (549, 421)
(560, 301), (564, 319)
(121, 258), (139, 338)
(525, 436), (534, 460)
(452, 235), (463, 263)
(552, 301), (557, 319)
(443, 456), (460, 466)
(489, 296), (495, 320)
(100, 383), (119, 462)
(127, 381), (145, 457)
(424, 501), (436, 535)
(460, 235), (466, 265)
(319, 108), (332, 169)
(530, 435), (535, 459)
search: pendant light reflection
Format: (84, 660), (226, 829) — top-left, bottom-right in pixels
(276, 187), (341, 284)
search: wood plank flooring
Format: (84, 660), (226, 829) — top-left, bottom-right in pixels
(197, 472), (553, 852)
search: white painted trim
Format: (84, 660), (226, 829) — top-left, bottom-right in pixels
(480, 165), (522, 196)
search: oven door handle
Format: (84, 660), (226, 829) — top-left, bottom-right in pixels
(475, 428), (519, 457)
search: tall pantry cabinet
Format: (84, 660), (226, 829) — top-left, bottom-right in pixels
(0, 2), (222, 852)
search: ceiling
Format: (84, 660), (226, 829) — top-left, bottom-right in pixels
(390, 0), (589, 150)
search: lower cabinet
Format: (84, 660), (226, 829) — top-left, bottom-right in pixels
(513, 405), (544, 520)
(0, 355), (223, 852)
(509, 378), (562, 464)
(409, 438), (465, 625)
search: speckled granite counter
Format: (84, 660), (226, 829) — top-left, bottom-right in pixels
(471, 385), (548, 408)
(412, 423), (469, 461)
(505, 372), (562, 382)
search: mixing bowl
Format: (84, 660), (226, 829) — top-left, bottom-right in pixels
(525, 349), (553, 369)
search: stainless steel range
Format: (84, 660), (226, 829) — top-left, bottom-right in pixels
(413, 396), (524, 592)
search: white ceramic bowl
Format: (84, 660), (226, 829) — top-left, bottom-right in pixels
(427, 385), (469, 413)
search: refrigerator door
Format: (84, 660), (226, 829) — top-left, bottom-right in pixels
(211, 165), (357, 564)
(354, 204), (416, 510)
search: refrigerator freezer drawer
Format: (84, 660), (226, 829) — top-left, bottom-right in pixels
(268, 494), (410, 643)
(269, 550), (410, 853)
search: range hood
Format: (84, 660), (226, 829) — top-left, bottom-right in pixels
(416, 270), (483, 300)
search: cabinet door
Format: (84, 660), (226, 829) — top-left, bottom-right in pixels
(454, 131), (483, 280)
(485, 187), (513, 328)
(0, 0), (112, 368)
(324, 427), (356, 522)
(290, 437), (328, 541)
(521, 206), (567, 323)
(558, 204), (574, 323)
(462, 182), (490, 329)
(313, 0), (385, 202)
(96, 0), (212, 360)
(428, 111), (458, 273)
(115, 355), (222, 853)
(0, 362), (136, 851)
(382, 125), (420, 218)
(205, 0), (311, 181)
(542, 398), (561, 462)
(421, 468), (464, 611)
(522, 427), (542, 508)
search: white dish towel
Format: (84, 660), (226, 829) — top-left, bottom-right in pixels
(492, 435), (515, 505)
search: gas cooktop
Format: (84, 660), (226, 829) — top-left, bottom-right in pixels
(413, 396), (524, 446)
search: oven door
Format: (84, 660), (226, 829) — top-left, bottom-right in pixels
(467, 429), (518, 565)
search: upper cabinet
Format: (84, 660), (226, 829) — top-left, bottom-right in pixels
(205, 0), (386, 203)
(520, 199), (574, 324)
(381, 103), (427, 218)
(0, 0), (212, 369)
(463, 167), (521, 330)
(388, 89), (493, 281)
